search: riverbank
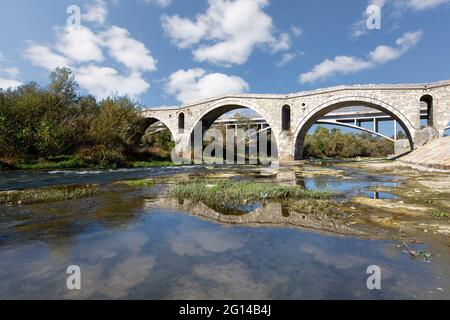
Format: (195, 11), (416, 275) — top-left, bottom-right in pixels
(398, 137), (450, 171)
(336, 160), (450, 236)
(0, 156), (175, 171)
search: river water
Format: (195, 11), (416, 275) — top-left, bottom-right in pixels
(0, 164), (448, 299)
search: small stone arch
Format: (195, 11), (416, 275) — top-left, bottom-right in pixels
(281, 105), (291, 131)
(293, 96), (415, 160)
(178, 112), (185, 134)
(420, 94), (433, 128)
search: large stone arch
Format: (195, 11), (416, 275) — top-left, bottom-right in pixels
(293, 96), (416, 160)
(184, 98), (281, 155)
(187, 98), (280, 136)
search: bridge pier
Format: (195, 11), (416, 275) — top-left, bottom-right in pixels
(277, 131), (296, 163)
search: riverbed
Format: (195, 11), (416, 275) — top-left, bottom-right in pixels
(0, 161), (448, 299)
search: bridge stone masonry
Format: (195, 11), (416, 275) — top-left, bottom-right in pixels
(142, 80), (450, 164)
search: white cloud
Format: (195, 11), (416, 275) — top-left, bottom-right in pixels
(143, 0), (172, 7)
(0, 67), (21, 78)
(161, 14), (208, 49)
(351, 0), (448, 38)
(407, 0), (449, 10)
(0, 78), (23, 89)
(291, 26), (303, 37)
(276, 53), (297, 67)
(24, 44), (71, 70)
(75, 65), (150, 99)
(271, 33), (292, 53)
(55, 26), (104, 63)
(369, 0), (388, 8)
(395, 30), (422, 48)
(100, 26), (157, 72)
(0, 52), (22, 89)
(164, 68), (249, 104)
(300, 30), (422, 84)
(300, 56), (372, 84)
(23, 10), (157, 100)
(83, 0), (108, 25)
(162, 0), (291, 66)
(368, 45), (401, 64)
(369, 30), (422, 63)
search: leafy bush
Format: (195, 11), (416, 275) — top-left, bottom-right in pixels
(0, 67), (162, 168)
(303, 126), (394, 159)
(77, 146), (127, 168)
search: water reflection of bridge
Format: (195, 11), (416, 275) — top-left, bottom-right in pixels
(146, 198), (365, 237)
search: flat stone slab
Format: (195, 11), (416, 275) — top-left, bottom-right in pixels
(400, 137), (450, 170)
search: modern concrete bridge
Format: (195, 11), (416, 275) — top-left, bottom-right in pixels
(143, 80), (450, 163)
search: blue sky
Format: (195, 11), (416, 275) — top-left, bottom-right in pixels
(0, 0), (449, 108)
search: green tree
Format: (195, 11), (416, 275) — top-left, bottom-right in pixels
(49, 67), (78, 104)
(89, 97), (144, 149)
(303, 126), (394, 159)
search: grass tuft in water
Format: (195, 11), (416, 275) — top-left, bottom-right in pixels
(431, 210), (449, 218)
(115, 179), (156, 188)
(0, 185), (98, 205)
(291, 199), (336, 215)
(170, 180), (335, 209)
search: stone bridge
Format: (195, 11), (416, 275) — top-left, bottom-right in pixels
(142, 80), (450, 163)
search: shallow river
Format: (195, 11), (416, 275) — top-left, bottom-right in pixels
(0, 164), (448, 299)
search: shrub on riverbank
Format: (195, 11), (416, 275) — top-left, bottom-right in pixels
(5, 156), (90, 170)
(303, 126), (394, 159)
(132, 161), (177, 168)
(0, 160), (12, 170)
(0, 185), (98, 205)
(0, 156), (176, 171)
